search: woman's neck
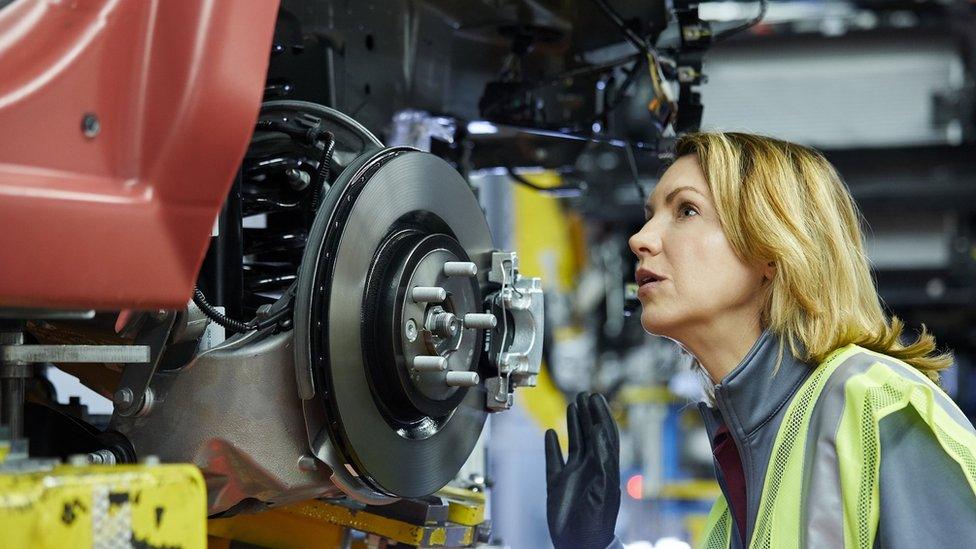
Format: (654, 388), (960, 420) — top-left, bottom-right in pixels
(677, 315), (763, 384)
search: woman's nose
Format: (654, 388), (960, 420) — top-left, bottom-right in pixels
(628, 226), (661, 257)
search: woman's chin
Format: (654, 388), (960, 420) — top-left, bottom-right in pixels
(640, 311), (673, 338)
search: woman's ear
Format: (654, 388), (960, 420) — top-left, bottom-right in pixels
(762, 261), (776, 281)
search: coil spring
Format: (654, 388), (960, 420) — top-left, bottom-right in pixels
(239, 110), (336, 317)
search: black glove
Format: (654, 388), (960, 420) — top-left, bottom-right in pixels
(545, 392), (621, 549)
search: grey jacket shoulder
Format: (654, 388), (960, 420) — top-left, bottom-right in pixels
(874, 404), (976, 549)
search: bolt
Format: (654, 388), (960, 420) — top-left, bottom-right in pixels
(432, 312), (460, 338)
(412, 356), (448, 372)
(404, 319), (418, 342)
(136, 387), (156, 417)
(88, 449), (117, 465)
(445, 371), (479, 387)
(444, 262), (478, 277)
(286, 168), (311, 191)
(463, 313), (497, 329)
(411, 286), (446, 303)
(113, 388), (134, 407)
(81, 113), (100, 138)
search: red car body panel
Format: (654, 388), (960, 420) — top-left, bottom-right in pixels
(0, 0), (279, 310)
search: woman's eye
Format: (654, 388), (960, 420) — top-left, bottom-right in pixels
(678, 203), (699, 218)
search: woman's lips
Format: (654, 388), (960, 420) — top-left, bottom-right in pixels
(637, 278), (665, 298)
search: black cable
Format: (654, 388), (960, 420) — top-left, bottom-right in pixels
(505, 167), (586, 196)
(192, 287), (250, 333)
(193, 286), (294, 334)
(591, 0), (650, 54)
(311, 131), (335, 211)
(623, 142), (646, 203)
(713, 0), (768, 43)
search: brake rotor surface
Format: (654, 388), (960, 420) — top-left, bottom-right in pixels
(295, 147), (494, 497)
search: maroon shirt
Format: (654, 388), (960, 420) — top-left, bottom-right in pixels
(712, 423), (747, 544)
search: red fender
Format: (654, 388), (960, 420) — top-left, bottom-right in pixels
(0, 0), (280, 309)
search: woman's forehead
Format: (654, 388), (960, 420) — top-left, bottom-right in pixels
(647, 157), (709, 207)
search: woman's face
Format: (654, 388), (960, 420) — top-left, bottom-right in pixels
(628, 155), (767, 340)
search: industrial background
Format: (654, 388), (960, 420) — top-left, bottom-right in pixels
(1, 1), (974, 548)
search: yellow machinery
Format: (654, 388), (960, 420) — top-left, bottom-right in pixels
(0, 440), (206, 549)
(1, 436), (488, 549)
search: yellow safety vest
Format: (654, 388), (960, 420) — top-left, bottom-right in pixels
(699, 345), (976, 548)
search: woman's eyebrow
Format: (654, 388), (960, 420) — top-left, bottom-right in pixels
(645, 185), (706, 218)
(664, 186), (705, 204)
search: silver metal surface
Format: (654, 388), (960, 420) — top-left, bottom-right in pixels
(0, 344), (150, 364)
(170, 301), (209, 344)
(412, 356), (448, 372)
(430, 312), (460, 338)
(488, 251), (518, 285)
(443, 262), (478, 277)
(1, 378), (26, 440)
(485, 252), (545, 411)
(1, 332), (28, 440)
(700, 33), (963, 148)
(404, 319), (419, 342)
(88, 449), (117, 465)
(411, 286), (447, 303)
(303, 149), (494, 499)
(133, 387), (156, 417)
(401, 248), (480, 402)
(112, 330), (344, 515)
(462, 313), (497, 329)
(445, 371), (479, 387)
(113, 388), (134, 407)
(114, 313), (176, 417)
(0, 308), (95, 320)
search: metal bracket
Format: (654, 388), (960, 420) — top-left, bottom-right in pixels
(113, 313), (177, 417)
(484, 251), (544, 411)
(0, 331), (151, 440)
(0, 345), (150, 364)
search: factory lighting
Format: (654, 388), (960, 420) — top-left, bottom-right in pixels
(467, 121), (499, 134)
(626, 474), (643, 500)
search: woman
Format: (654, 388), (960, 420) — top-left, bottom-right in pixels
(544, 132), (976, 549)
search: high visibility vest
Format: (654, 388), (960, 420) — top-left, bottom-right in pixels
(699, 344), (976, 548)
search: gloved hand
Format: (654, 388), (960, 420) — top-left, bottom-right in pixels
(545, 392), (621, 549)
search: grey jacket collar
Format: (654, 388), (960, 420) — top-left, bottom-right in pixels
(698, 330), (812, 444)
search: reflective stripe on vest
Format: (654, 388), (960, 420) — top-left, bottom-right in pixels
(699, 345), (976, 549)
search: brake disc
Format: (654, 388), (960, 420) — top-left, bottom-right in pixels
(294, 147), (495, 500)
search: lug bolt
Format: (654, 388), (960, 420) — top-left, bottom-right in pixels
(411, 287), (447, 303)
(445, 371), (479, 387)
(412, 356), (447, 372)
(444, 262), (478, 277)
(463, 313), (497, 329)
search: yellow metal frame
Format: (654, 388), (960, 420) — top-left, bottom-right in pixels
(0, 463), (206, 549)
(209, 488), (487, 549)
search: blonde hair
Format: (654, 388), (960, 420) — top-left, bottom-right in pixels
(675, 132), (951, 381)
